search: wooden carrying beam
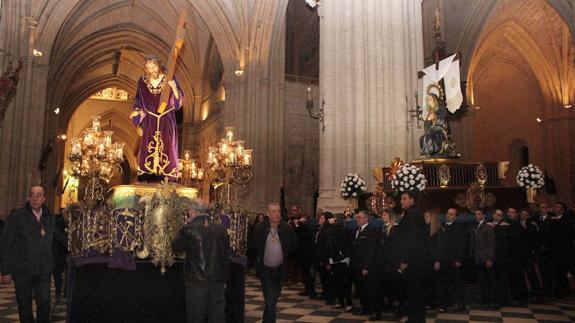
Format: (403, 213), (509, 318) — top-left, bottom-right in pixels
(157, 9), (188, 114)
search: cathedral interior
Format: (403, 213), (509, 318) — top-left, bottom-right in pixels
(2, 1), (575, 323)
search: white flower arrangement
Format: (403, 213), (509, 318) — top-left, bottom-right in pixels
(391, 163), (427, 193)
(516, 164), (544, 189)
(340, 173), (367, 200)
(305, 0), (319, 8)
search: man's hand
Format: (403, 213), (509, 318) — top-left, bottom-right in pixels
(1, 274), (12, 284)
(454, 261), (462, 268)
(167, 80), (178, 91)
(362, 269), (369, 277)
(400, 262), (408, 271)
(485, 260), (493, 268)
(168, 80), (179, 99)
(130, 110), (145, 121)
(434, 261), (441, 271)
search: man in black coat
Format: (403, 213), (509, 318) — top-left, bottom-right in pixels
(442, 208), (468, 311)
(350, 210), (379, 316)
(548, 202), (575, 298)
(0, 185), (65, 323)
(397, 192), (428, 323)
(52, 212), (68, 299)
(534, 203), (554, 298)
(172, 199), (231, 323)
(470, 209), (496, 307)
(251, 202), (298, 323)
(492, 209), (511, 307)
(314, 212), (336, 304)
(292, 212), (316, 299)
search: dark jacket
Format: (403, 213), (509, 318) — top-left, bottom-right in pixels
(294, 221), (315, 264)
(172, 215), (231, 286)
(377, 224), (401, 274)
(493, 221), (511, 265)
(426, 225), (444, 268)
(470, 221), (496, 265)
(508, 220), (538, 265)
(396, 206), (427, 275)
(442, 221), (468, 265)
(52, 214), (69, 268)
(351, 222), (379, 272)
(251, 219), (297, 275)
(314, 223), (333, 265)
(0, 204), (60, 276)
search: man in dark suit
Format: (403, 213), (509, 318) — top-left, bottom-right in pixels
(548, 202), (575, 298)
(350, 210), (378, 316)
(292, 212), (316, 299)
(492, 209), (511, 307)
(52, 212), (68, 299)
(0, 185), (65, 323)
(507, 207), (531, 305)
(442, 208), (468, 311)
(470, 208), (496, 307)
(251, 202), (298, 323)
(397, 192), (428, 323)
(534, 203), (554, 298)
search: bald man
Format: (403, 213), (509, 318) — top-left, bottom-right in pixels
(0, 185), (65, 323)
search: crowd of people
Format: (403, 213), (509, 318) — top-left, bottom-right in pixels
(1, 185), (575, 323)
(248, 196), (575, 323)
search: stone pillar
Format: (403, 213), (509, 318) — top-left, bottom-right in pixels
(317, 0), (424, 212)
(0, 7), (50, 216)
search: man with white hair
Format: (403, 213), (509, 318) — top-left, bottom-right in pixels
(251, 202), (298, 323)
(172, 199), (231, 323)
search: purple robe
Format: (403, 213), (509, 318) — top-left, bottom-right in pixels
(132, 75), (183, 180)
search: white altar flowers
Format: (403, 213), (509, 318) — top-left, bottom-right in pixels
(340, 173), (367, 200)
(391, 163), (427, 194)
(516, 164), (544, 189)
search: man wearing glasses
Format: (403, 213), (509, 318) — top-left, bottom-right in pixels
(0, 185), (64, 323)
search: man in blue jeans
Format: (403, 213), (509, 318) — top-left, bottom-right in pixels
(252, 202), (298, 323)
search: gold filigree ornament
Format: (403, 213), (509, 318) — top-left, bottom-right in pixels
(137, 178), (189, 274)
(138, 109), (177, 178)
(476, 164), (487, 187)
(438, 164), (451, 187)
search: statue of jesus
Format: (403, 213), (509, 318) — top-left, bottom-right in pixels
(130, 55), (183, 182)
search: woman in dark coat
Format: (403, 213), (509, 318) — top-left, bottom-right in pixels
(424, 211), (446, 312)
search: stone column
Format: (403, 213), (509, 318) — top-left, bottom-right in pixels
(317, 0), (424, 212)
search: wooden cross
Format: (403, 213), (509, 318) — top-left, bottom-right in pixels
(157, 9), (188, 114)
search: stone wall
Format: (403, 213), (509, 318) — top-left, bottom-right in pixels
(283, 82), (319, 217)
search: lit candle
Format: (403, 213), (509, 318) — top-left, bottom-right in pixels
(236, 140), (244, 156)
(243, 149), (252, 166)
(230, 152), (236, 164)
(226, 129), (234, 141)
(103, 132), (112, 148)
(221, 143), (228, 154)
(184, 150), (191, 160)
(198, 169), (204, 180)
(307, 86), (312, 101)
(97, 143), (105, 156)
(92, 118), (101, 132)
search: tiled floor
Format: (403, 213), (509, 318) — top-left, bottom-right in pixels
(1, 273), (575, 322)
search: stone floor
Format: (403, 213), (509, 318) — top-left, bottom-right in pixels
(1, 273), (575, 322)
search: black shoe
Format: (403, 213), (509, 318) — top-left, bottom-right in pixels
(308, 294), (317, 300)
(369, 313), (381, 321)
(352, 309), (368, 316)
(298, 291), (307, 296)
(316, 294), (326, 300)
